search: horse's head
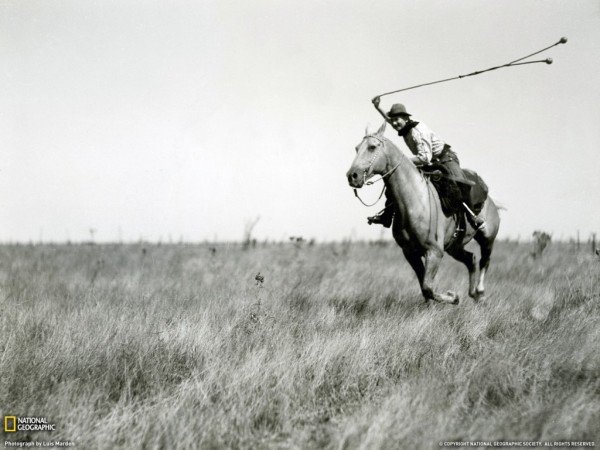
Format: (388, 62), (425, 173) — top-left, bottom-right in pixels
(346, 121), (389, 188)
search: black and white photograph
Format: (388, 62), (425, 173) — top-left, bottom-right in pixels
(1, 1), (599, 448)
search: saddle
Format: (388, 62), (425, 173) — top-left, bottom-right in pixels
(422, 165), (488, 216)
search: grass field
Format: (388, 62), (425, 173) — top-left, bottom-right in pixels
(1, 240), (599, 449)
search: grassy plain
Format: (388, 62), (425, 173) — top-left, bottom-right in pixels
(1, 240), (599, 449)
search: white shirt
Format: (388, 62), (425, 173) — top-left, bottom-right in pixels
(402, 121), (446, 164)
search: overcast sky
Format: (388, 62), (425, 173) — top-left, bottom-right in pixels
(1, 0), (599, 242)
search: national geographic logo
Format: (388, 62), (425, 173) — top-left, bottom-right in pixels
(4, 416), (16, 432)
(3, 416), (56, 432)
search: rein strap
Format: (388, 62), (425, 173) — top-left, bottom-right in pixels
(354, 159), (402, 207)
(366, 161), (402, 186)
(354, 185), (386, 207)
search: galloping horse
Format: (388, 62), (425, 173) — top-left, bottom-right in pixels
(346, 122), (500, 304)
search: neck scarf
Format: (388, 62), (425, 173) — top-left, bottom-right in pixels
(397, 120), (419, 137)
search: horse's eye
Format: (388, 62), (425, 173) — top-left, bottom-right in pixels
(368, 145), (376, 151)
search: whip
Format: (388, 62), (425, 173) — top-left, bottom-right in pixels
(374, 37), (567, 99)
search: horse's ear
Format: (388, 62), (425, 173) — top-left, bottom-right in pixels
(365, 123), (372, 136)
(376, 121), (387, 136)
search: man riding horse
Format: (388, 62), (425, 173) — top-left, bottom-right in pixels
(368, 97), (486, 230)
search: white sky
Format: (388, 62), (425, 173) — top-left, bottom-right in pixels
(1, 0), (599, 242)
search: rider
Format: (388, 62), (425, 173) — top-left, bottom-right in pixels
(368, 97), (486, 230)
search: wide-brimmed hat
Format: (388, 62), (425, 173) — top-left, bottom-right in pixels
(387, 103), (411, 118)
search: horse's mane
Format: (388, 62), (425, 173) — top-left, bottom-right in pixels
(379, 135), (402, 154)
(373, 131), (420, 177)
(364, 122), (413, 165)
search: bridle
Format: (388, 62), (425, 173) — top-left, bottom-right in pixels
(353, 135), (402, 207)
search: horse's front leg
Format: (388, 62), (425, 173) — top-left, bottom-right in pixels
(402, 248), (425, 297)
(422, 248), (459, 305)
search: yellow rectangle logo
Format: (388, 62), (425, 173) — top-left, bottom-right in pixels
(4, 416), (17, 432)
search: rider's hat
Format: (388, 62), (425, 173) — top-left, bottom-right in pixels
(387, 103), (412, 118)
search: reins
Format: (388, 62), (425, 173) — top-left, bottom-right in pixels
(353, 184), (386, 207)
(365, 161), (402, 186)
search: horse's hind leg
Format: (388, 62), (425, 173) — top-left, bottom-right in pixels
(447, 247), (478, 300)
(422, 248), (459, 305)
(474, 234), (494, 301)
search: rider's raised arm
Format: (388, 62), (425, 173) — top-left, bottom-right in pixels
(372, 97), (391, 123)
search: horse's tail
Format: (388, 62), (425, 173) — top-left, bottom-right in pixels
(490, 197), (508, 212)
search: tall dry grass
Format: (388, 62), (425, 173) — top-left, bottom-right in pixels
(0, 241), (598, 448)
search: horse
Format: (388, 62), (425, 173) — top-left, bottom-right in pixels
(346, 122), (500, 304)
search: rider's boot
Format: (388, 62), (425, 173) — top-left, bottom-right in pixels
(461, 187), (486, 231)
(466, 212), (486, 231)
(367, 207), (394, 228)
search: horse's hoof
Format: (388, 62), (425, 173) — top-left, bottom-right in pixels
(444, 291), (459, 305)
(473, 291), (485, 302)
